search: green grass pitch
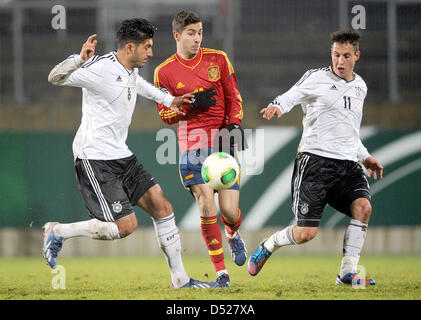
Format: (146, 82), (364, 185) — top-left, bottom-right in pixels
(0, 255), (420, 300)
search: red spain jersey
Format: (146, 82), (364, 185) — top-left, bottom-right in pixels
(154, 47), (243, 152)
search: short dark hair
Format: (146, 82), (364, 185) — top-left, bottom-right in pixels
(330, 30), (360, 52)
(172, 10), (202, 33)
(116, 18), (156, 49)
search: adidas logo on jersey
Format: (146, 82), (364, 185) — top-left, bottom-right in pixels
(176, 82), (185, 89)
(116, 76), (122, 82)
(330, 84), (338, 90)
(208, 238), (220, 246)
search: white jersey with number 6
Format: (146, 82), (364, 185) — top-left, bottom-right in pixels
(48, 52), (174, 161)
(270, 66), (370, 162)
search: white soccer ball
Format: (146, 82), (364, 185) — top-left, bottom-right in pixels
(201, 152), (240, 190)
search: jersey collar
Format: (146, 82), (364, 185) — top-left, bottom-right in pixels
(175, 48), (203, 70)
(112, 51), (135, 75)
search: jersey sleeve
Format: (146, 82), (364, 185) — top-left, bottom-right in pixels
(153, 66), (185, 125)
(136, 74), (174, 107)
(48, 54), (103, 91)
(357, 138), (371, 162)
(268, 69), (319, 114)
(220, 53), (243, 125)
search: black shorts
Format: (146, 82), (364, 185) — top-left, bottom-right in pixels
(74, 155), (157, 222)
(291, 152), (371, 227)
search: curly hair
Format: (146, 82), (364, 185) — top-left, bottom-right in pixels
(330, 30), (360, 52)
(116, 18), (156, 48)
(172, 10), (201, 33)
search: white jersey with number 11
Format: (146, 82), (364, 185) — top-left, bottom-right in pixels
(270, 66), (370, 162)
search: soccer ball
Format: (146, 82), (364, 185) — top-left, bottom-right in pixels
(201, 152), (240, 190)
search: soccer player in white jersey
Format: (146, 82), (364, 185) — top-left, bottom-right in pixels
(248, 30), (384, 286)
(43, 18), (217, 288)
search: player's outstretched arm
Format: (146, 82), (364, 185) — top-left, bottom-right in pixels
(260, 105), (283, 120)
(169, 92), (195, 116)
(362, 156), (384, 180)
(48, 34), (97, 85)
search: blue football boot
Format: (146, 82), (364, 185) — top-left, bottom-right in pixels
(215, 272), (230, 287)
(336, 272), (376, 286)
(226, 231), (248, 266)
(248, 240), (272, 276)
(179, 278), (218, 288)
(42, 222), (63, 269)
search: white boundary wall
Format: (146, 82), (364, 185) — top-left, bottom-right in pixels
(1, 227), (421, 257)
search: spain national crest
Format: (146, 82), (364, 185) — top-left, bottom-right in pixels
(207, 65), (220, 81)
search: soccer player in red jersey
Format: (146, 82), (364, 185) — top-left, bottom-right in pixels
(154, 10), (247, 287)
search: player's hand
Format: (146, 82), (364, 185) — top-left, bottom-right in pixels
(169, 92), (195, 116)
(260, 105), (283, 120)
(213, 123), (248, 153)
(363, 156), (383, 180)
(80, 34), (98, 62)
(228, 123), (248, 150)
(191, 86), (217, 108)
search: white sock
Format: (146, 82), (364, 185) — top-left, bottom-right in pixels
(264, 225), (296, 252)
(340, 256), (359, 278)
(53, 219), (121, 240)
(152, 213), (190, 288)
(340, 219), (368, 278)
